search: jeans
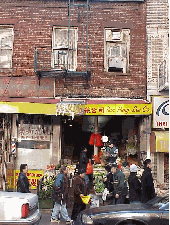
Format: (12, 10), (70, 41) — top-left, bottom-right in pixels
(71, 202), (86, 221)
(85, 174), (89, 186)
(51, 202), (71, 221)
(112, 195), (126, 204)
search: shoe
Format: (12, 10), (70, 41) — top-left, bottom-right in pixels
(51, 218), (60, 223)
(66, 219), (73, 224)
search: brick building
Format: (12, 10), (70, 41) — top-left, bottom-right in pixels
(146, 0), (169, 184)
(0, 0), (152, 190)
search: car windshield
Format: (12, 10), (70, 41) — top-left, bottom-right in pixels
(147, 195), (169, 209)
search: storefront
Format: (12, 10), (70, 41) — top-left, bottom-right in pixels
(0, 98), (152, 190)
(150, 96), (169, 184)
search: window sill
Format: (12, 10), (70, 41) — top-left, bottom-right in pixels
(106, 72), (131, 76)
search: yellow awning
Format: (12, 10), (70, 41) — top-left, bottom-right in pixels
(155, 131), (169, 153)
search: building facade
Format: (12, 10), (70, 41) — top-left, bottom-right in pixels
(146, 0), (169, 184)
(0, 0), (151, 190)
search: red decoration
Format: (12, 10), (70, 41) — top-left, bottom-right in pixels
(93, 155), (101, 164)
(89, 133), (103, 147)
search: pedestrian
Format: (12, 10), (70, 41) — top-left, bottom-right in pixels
(141, 159), (156, 203)
(128, 164), (141, 203)
(110, 163), (128, 204)
(71, 168), (88, 222)
(102, 165), (113, 202)
(79, 146), (89, 186)
(105, 140), (118, 166)
(17, 164), (30, 193)
(51, 166), (73, 224)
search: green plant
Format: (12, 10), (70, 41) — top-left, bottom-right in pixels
(55, 164), (61, 170)
(39, 175), (56, 200)
(93, 172), (106, 193)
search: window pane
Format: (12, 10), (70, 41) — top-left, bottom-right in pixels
(0, 49), (12, 68)
(110, 46), (121, 57)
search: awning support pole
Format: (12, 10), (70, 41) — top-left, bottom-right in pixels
(94, 116), (98, 156)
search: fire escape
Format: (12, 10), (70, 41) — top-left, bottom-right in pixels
(34, 0), (91, 86)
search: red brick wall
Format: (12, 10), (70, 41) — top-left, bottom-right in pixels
(0, 0), (147, 99)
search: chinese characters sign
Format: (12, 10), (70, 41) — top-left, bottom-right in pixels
(7, 170), (43, 189)
(83, 104), (152, 115)
(153, 96), (169, 128)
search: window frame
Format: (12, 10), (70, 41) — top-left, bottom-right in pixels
(104, 28), (130, 73)
(0, 26), (14, 69)
(52, 26), (78, 71)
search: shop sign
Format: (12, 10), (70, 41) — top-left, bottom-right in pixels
(0, 102), (56, 115)
(18, 124), (51, 141)
(83, 104), (152, 115)
(155, 131), (169, 153)
(8, 170), (44, 189)
(153, 96), (169, 128)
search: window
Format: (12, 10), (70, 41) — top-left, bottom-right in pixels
(104, 28), (130, 73)
(0, 26), (14, 68)
(52, 27), (78, 71)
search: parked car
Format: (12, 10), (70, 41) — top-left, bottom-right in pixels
(0, 191), (42, 224)
(76, 192), (169, 225)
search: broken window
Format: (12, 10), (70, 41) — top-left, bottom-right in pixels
(0, 26), (14, 68)
(52, 27), (78, 71)
(104, 28), (130, 73)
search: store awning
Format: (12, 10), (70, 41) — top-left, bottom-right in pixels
(84, 99), (152, 115)
(0, 98), (60, 115)
(155, 131), (169, 153)
(0, 98), (152, 116)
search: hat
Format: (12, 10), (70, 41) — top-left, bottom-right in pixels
(130, 164), (138, 173)
(78, 168), (86, 174)
(111, 163), (118, 168)
(109, 139), (114, 144)
(143, 159), (151, 167)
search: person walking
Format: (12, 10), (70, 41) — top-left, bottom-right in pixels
(141, 159), (156, 203)
(17, 164), (30, 193)
(110, 164), (127, 204)
(128, 164), (141, 203)
(71, 168), (88, 222)
(51, 166), (73, 224)
(79, 146), (89, 186)
(102, 165), (113, 202)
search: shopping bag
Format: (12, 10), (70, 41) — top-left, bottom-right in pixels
(102, 188), (109, 201)
(86, 161), (93, 174)
(81, 195), (91, 204)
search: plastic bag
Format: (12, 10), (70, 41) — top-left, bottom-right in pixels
(81, 195), (91, 204)
(86, 161), (93, 174)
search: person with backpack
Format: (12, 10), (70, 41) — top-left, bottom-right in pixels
(51, 166), (73, 224)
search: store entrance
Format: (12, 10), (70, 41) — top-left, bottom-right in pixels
(61, 115), (141, 165)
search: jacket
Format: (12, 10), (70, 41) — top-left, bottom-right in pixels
(112, 169), (127, 197)
(103, 172), (114, 192)
(17, 172), (30, 193)
(52, 172), (69, 204)
(141, 167), (156, 203)
(79, 150), (89, 170)
(73, 175), (87, 204)
(128, 172), (141, 202)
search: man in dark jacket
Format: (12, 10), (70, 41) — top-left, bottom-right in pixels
(141, 159), (156, 203)
(110, 164), (127, 204)
(17, 164), (30, 193)
(51, 166), (73, 224)
(128, 164), (141, 203)
(71, 168), (88, 222)
(79, 146), (89, 186)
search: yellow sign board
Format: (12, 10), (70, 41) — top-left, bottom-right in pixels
(83, 104), (152, 115)
(0, 102), (56, 115)
(155, 131), (169, 153)
(0, 101), (152, 115)
(6, 170), (44, 190)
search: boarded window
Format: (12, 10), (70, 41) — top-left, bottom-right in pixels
(52, 27), (78, 71)
(0, 27), (14, 68)
(104, 29), (130, 73)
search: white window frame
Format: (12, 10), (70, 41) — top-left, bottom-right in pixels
(52, 27), (78, 71)
(104, 28), (130, 73)
(0, 26), (14, 69)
